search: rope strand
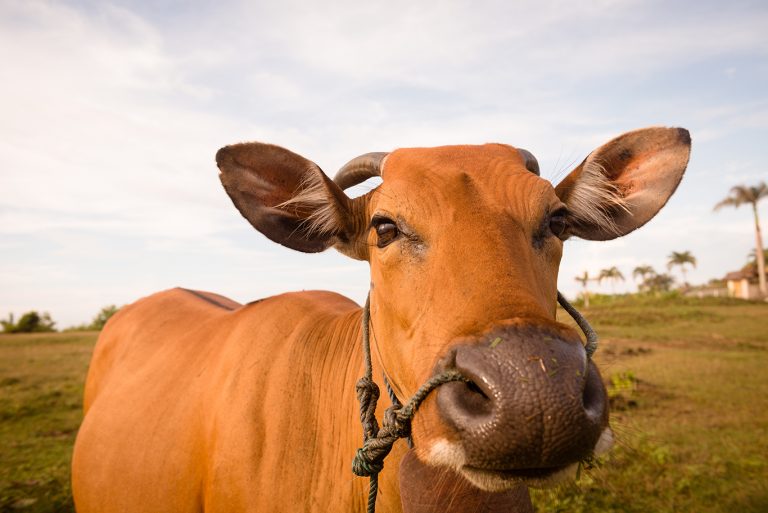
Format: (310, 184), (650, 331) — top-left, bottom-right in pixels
(557, 291), (599, 358)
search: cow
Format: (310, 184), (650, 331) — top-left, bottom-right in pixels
(72, 127), (691, 513)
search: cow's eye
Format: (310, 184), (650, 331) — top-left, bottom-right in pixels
(549, 209), (569, 239)
(372, 216), (400, 248)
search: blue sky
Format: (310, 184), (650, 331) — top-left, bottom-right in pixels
(1, 0), (767, 328)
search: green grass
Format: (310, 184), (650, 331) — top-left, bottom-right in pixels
(1, 297), (767, 512)
(569, 294), (766, 349)
(0, 332), (96, 513)
(532, 296), (768, 512)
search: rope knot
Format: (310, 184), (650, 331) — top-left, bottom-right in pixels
(351, 423), (401, 477)
(383, 405), (411, 440)
(355, 376), (380, 406)
(352, 447), (385, 477)
(356, 376), (380, 440)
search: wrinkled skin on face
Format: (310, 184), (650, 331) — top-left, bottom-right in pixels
(215, 127), (691, 507)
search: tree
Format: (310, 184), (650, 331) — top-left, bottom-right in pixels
(643, 273), (675, 293)
(90, 305), (119, 330)
(66, 305), (122, 332)
(744, 247), (768, 272)
(632, 265), (655, 292)
(598, 266), (625, 294)
(575, 271), (593, 308)
(715, 182), (767, 297)
(1, 311), (56, 333)
(667, 251), (696, 287)
(0, 313), (14, 333)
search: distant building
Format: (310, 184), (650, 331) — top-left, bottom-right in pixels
(685, 284), (727, 299)
(724, 268), (767, 300)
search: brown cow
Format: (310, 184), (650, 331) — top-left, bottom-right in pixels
(72, 127), (690, 512)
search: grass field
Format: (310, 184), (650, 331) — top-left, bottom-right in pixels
(1, 296), (766, 512)
(0, 332), (95, 512)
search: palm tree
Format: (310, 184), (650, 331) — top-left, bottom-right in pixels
(715, 182), (767, 297)
(667, 251), (696, 287)
(745, 247), (768, 271)
(632, 265), (655, 292)
(598, 266), (625, 294)
(575, 271), (593, 307)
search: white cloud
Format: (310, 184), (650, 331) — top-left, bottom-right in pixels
(1, 0), (767, 326)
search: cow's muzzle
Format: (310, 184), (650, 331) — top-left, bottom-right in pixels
(436, 324), (608, 479)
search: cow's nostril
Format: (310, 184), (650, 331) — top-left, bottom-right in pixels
(466, 380), (488, 400)
(440, 377), (494, 427)
(459, 379), (492, 414)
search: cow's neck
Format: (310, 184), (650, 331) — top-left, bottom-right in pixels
(270, 304), (406, 512)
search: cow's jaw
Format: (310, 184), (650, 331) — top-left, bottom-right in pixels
(424, 426), (613, 491)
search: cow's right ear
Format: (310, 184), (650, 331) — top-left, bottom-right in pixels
(216, 142), (361, 257)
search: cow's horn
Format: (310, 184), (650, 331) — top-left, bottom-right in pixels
(334, 152), (388, 190)
(518, 148), (540, 176)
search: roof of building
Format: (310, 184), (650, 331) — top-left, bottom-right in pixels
(724, 267), (767, 282)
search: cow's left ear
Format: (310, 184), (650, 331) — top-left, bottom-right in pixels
(216, 142), (364, 258)
(555, 127), (691, 241)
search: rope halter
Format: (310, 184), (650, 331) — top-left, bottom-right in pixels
(352, 291), (598, 513)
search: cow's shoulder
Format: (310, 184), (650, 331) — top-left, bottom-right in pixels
(242, 289), (359, 316)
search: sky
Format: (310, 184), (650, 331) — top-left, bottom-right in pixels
(1, 0), (767, 328)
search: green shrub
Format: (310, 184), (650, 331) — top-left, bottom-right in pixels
(65, 305), (120, 332)
(89, 305), (119, 330)
(1, 311), (56, 333)
(608, 371), (637, 398)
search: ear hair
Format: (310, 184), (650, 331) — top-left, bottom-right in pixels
(277, 170), (342, 237)
(276, 167), (370, 260)
(566, 157), (631, 236)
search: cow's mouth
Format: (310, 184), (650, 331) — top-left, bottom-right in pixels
(424, 427), (613, 492)
(456, 426), (613, 491)
(461, 463), (576, 490)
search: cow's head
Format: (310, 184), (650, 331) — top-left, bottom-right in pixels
(216, 127), (690, 490)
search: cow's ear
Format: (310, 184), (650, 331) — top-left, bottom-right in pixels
(555, 127), (691, 241)
(217, 142), (363, 257)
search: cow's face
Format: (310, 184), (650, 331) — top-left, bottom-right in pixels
(364, 145), (563, 389)
(216, 127), (691, 490)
